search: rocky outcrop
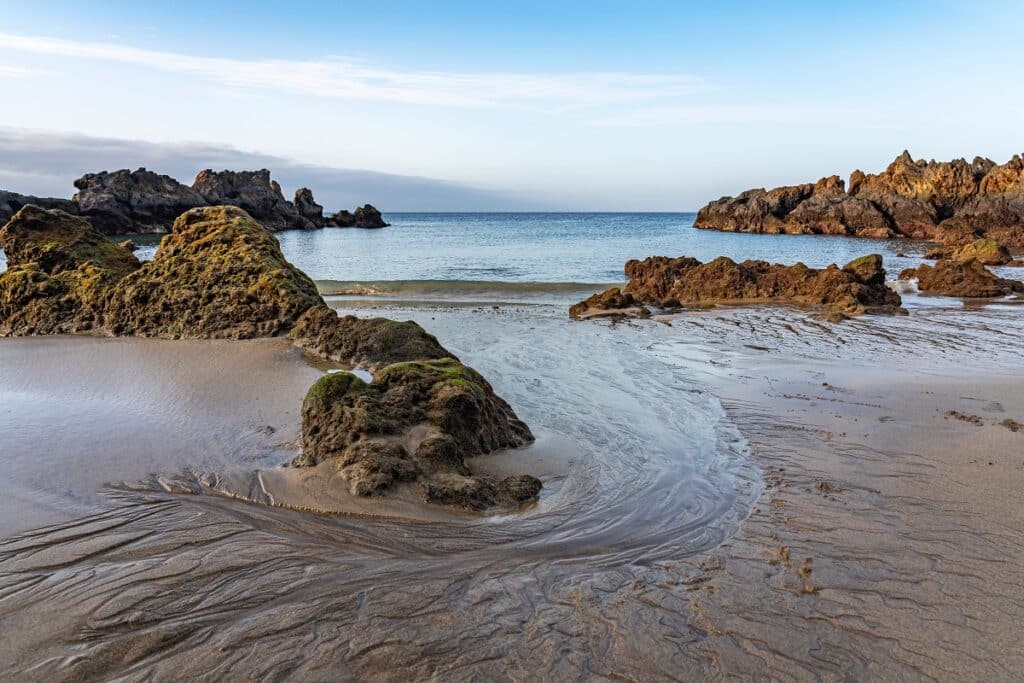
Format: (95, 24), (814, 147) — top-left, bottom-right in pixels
(925, 238), (1012, 266)
(72, 168), (207, 235)
(571, 254), (905, 321)
(0, 206), (140, 335)
(695, 151), (1024, 247)
(293, 187), (323, 225)
(898, 259), (1024, 297)
(289, 303), (452, 368)
(0, 204), (537, 510)
(192, 169), (316, 231)
(1, 191), (78, 227)
(326, 204), (389, 228)
(297, 359), (536, 506)
(568, 287), (650, 320)
(3, 169), (390, 235)
(104, 206), (323, 338)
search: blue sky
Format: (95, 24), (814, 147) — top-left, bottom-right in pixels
(0, 1), (1021, 210)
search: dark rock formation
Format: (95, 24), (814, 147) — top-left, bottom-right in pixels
(294, 187), (324, 225)
(192, 169), (316, 230)
(0, 206), (140, 335)
(297, 359), (536, 505)
(571, 254), (905, 321)
(72, 168), (207, 235)
(0, 204), (537, 510)
(326, 204), (389, 228)
(695, 151), (1024, 247)
(1, 191), (78, 227)
(568, 287), (650, 320)
(898, 259), (1024, 297)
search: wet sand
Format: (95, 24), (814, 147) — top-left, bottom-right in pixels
(0, 301), (1022, 680)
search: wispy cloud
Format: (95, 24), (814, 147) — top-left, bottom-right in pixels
(589, 104), (885, 127)
(0, 32), (705, 109)
(0, 64), (40, 78)
(0, 126), (546, 211)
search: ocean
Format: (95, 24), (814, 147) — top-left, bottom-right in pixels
(0, 212), (940, 285)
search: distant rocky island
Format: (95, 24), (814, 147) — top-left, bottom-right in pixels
(695, 151), (1024, 247)
(0, 168), (388, 235)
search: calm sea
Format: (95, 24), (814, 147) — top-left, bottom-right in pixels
(0, 212), (943, 285)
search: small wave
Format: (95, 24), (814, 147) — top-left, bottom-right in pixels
(316, 279), (620, 302)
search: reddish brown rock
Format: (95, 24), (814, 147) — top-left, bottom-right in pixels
(568, 287), (650, 320)
(571, 254), (904, 320)
(898, 259), (1024, 297)
(696, 151), (1024, 247)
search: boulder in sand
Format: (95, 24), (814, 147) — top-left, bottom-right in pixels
(898, 259), (1024, 297)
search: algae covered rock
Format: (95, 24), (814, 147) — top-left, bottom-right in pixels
(105, 205), (322, 338)
(898, 259), (1024, 297)
(298, 359), (537, 508)
(951, 239), (1012, 265)
(0, 206), (140, 335)
(290, 303), (453, 368)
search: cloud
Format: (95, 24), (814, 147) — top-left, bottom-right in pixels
(589, 104), (885, 128)
(0, 127), (545, 211)
(0, 32), (704, 109)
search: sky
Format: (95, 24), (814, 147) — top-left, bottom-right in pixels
(0, 1), (1021, 211)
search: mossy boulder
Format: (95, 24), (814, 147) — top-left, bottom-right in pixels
(104, 206), (322, 338)
(298, 359), (536, 508)
(951, 238), (1012, 265)
(289, 303), (453, 369)
(0, 206), (140, 335)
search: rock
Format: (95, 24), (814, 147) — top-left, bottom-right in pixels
(326, 204), (389, 228)
(118, 240), (138, 253)
(0, 205), (540, 509)
(695, 151), (1024, 247)
(898, 259), (1024, 297)
(192, 169), (315, 230)
(571, 254), (905, 320)
(568, 287), (650, 319)
(297, 359), (536, 508)
(289, 303), (454, 369)
(951, 238), (1012, 265)
(72, 168), (208, 235)
(293, 187), (324, 225)
(0, 206), (140, 335)
(1, 191), (78, 226)
(104, 206), (322, 338)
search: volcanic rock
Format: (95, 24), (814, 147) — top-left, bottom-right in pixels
(1, 191), (78, 226)
(695, 151), (1024, 247)
(898, 259), (1024, 297)
(294, 187), (324, 225)
(72, 168), (207, 235)
(192, 169), (315, 230)
(326, 204), (388, 228)
(571, 254), (905, 320)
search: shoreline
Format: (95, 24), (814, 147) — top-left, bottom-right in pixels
(0, 300), (1022, 679)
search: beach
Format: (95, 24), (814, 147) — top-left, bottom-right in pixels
(1, 289), (1022, 680)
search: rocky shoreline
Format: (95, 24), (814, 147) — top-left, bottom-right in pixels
(0, 204), (536, 510)
(695, 151), (1024, 247)
(571, 253), (907, 322)
(1, 167), (388, 235)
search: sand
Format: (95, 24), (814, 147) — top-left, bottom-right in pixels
(0, 301), (1022, 680)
